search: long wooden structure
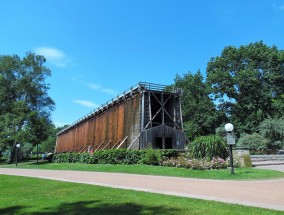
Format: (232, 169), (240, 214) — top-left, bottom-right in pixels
(55, 82), (186, 153)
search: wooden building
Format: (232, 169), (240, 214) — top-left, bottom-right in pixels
(55, 82), (186, 153)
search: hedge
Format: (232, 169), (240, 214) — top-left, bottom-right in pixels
(53, 149), (178, 165)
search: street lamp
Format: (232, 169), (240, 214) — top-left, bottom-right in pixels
(224, 123), (235, 174)
(15, 143), (21, 167)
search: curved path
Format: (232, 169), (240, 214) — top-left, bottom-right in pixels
(1, 168), (284, 211)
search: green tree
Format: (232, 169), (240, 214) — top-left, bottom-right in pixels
(0, 53), (55, 163)
(206, 42), (284, 135)
(41, 124), (69, 153)
(174, 71), (226, 140)
(259, 118), (284, 151)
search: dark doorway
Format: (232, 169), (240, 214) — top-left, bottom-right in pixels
(155, 137), (173, 149)
(155, 137), (163, 149)
(165, 137), (173, 149)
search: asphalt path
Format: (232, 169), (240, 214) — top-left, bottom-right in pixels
(1, 168), (284, 211)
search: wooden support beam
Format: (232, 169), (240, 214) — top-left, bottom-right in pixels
(111, 140), (120, 149)
(95, 142), (104, 151)
(164, 108), (182, 131)
(102, 141), (112, 150)
(127, 134), (140, 150)
(148, 92), (152, 128)
(141, 92), (145, 131)
(79, 146), (87, 153)
(144, 107), (162, 130)
(116, 136), (128, 149)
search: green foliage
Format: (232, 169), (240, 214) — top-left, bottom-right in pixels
(53, 149), (177, 165)
(237, 133), (268, 152)
(174, 71), (226, 140)
(0, 53), (55, 163)
(41, 125), (69, 153)
(215, 126), (227, 137)
(207, 41), (284, 135)
(259, 118), (284, 151)
(140, 148), (161, 165)
(161, 157), (227, 170)
(18, 143), (33, 160)
(189, 135), (228, 160)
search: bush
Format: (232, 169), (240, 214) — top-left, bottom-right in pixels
(189, 135), (228, 160)
(53, 149), (177, 165)
(140, 148), (161, 165)
(237, 133), (268, 152)
(226, 156), (241, 168)
(161, 157), (228, 170)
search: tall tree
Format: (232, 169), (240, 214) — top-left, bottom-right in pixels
(0, 53), (55, 162)
(174, 71), (226, 140)
(41, 124), (69, 153)
(206, 42), (284, 135)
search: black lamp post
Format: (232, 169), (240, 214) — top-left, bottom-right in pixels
(225, 123), (235, 174)
(15, 143), (21, 167)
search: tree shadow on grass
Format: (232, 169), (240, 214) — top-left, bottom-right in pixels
(0, 205), (28, 215)
(22, 200), (181, 215)
(27, 160), (49, 165)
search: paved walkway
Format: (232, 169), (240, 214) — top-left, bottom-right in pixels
(254, 164), (284, 172)
(1, 168), (284, 211)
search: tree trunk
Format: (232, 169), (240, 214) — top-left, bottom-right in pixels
(8, 146), (16, 164)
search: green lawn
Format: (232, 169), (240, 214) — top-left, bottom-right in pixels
(1, 160), (284, 180)
(0, 174), (282, 215)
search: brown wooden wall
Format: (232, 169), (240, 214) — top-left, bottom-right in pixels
(56, 94), (141, 153)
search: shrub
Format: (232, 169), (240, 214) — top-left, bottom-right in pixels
(189, 135), (228, 160)
(237, 133), (268, 152)
(140, 148), (161, 165)
(53, 149), (178, 166)
(226, 156), (240, 168)
(161, 157), (228, 170)
(80, 153), (91, 163)
(210, 157), (227, 169)
(53, 149), (150, 165)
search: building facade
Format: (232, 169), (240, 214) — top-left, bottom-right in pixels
(55, 82), (186, 153)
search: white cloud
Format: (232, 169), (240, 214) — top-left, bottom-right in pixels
(73, 100), (99, 108)
(86, 83), (116, 95)
(273, 3), (284, 11)
(86, 83), (102, 90)
(35, 47), (70, 67)
(100, 88), (116, 95)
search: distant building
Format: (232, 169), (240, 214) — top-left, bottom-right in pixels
(55, 82), (186, 153)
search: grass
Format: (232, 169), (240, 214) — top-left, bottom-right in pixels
(0, 174), (282, 215)
(1, 160), (284, 180)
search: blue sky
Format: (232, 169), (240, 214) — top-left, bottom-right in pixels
(1, 0), (284, 127)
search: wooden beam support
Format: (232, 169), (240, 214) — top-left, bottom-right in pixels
(127, 134), (140, 150)
(95, 142), (104, 151)
(102, 141), (112, 150)
(116, 136), (128, 149)
(111, 140), (121, 149)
